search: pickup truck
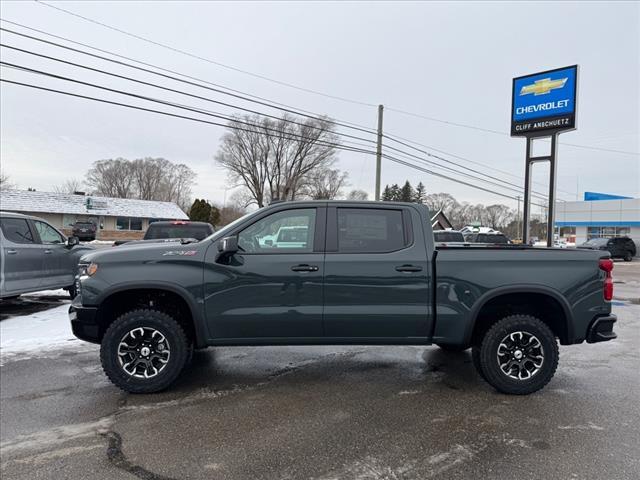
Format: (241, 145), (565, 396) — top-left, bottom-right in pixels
(113, 220), (214, 246)
(69, 201), (617, 395)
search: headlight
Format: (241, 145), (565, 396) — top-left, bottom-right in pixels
(78, 262), (98, 276)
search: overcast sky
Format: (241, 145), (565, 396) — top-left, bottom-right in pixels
(1, 1), (638, 210)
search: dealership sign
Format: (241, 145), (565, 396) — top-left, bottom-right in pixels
(86, 197), (108, 210)
(511, 65), (578, 136)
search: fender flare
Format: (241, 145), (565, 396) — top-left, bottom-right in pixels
(95, 281), (208, 348)
(462, 284), (575, 345)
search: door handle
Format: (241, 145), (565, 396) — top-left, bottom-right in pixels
(6, 249), (18, 255)
(44, 249), (53, 254)
(291, 264), (319, 272)
(395, 264), (422, 273)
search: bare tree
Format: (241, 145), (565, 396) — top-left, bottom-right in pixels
(215, 114), (340, 207)
(347, 189), (369, 201)
(299, 167), (348, 200)
(53, 178), (84, 194)
(485, 204), (513, 230)
(425, 192), (457, 213)
(86, 158), (135, 198)
(85, 158), (195, 210)
(0, 172), (15, 191)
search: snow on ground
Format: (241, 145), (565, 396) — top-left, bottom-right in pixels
(0, 303), (95, 364)
(20, 289), (68, 297)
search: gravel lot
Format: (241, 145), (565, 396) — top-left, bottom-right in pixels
(1, 261), (639, 479)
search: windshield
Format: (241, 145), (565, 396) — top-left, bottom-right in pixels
(583, 238), (609, 246)
(434, 231), (464, 242)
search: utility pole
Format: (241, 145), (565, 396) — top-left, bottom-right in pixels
(516, 195), (521, 241)
(375, 104), (384, 201)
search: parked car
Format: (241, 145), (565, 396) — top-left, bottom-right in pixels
(578, 237), (636, 261)
(433, 229), (465, 243)
(70, 201), (616, 395)
(466, 232), (511, 244)
(113, 221), (215, 246)
(0, 212), (93, 299)
(71, 221), (97, 241)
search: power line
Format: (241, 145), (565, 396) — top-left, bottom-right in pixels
(29, 5), (639, 157)
(0, 43), (550, 200)
(0, 63), (376, 153)
(2, 59), (547, 202)
(381, 134), (558, 201)
(0, 43), (379, 147)
(35, 0), (378, 108)
(0, 22), (378, 136)
(1, 77), (545, 205)
(383, 131), (578, 197)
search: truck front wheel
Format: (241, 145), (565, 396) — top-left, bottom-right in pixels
(476, 314), (558, 395)
(100, 309), (190, 393)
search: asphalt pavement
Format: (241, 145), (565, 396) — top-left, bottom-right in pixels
(1, 261), (639, 479)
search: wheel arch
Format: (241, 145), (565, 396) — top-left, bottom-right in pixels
(95, 282), (208, 348)
(463, 285), (575, 346)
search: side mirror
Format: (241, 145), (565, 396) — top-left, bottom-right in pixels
(216, 235), (239, 261)
(67, 236), (80, 248)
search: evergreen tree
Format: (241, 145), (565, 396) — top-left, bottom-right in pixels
(381, 185), (393, 201)
(414, 182), (426, 204)
(389, 183), (401, 201)
(189, 199), (212, 223)
(400, 181), (415, 202)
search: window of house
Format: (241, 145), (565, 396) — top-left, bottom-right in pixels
(337, 208), (406, 253)
(116, 217), (143, 231)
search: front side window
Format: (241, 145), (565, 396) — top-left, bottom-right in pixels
(337, 208), (406, 253)
(238, 208), (316, 253)
(34, 221), (64, 244)
(0, 218), (35, 244)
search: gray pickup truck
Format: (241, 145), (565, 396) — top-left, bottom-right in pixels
(1, 211), (92, 299)
(69, 201), (617, 395)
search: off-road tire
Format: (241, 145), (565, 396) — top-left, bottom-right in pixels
(101, 309), (190, 394)
(623, 251), (633, 262)
(478, 314), (558, 395)
(435, 344), (468, 353)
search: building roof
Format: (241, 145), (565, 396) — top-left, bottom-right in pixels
(0, 190), (188, 220)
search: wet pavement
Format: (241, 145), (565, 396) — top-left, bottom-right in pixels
(1, 264), (639, 479)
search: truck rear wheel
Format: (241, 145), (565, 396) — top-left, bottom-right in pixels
(100, 309), (190, 394)
(477, 314), (558, 395)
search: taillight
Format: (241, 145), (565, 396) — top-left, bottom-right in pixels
(599, 258), (614, 301)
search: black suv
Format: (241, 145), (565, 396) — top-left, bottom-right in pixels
(71, 221), (97, 241)
(579, 237), (636, 261)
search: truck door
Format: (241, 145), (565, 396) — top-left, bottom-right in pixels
(33, 220), (73, 289)
(323, 205), (432, 338)
(0, 217), (43, 295)
(204, 206), (326, 339)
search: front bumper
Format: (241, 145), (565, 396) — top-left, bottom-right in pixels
(69, 297), (100, 344)
(586, 314), (617, 343)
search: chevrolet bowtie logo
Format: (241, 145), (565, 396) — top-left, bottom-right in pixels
(520, 77), (568, 96)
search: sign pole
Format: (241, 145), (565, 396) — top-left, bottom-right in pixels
(546, 134), (558, 247)
(522, 137), (533, 244)
(511, 65), (578, 247)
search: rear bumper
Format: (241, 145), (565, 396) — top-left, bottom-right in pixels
(69, 298), (100, 344)
(586, 314), (617, 343)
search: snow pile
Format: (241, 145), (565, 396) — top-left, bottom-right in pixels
(0, 303), (95, 364)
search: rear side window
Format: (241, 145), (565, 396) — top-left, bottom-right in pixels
(337, 208), (406, 253)
(0, 218), (36, 244)
(434, 231), (464, 242)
